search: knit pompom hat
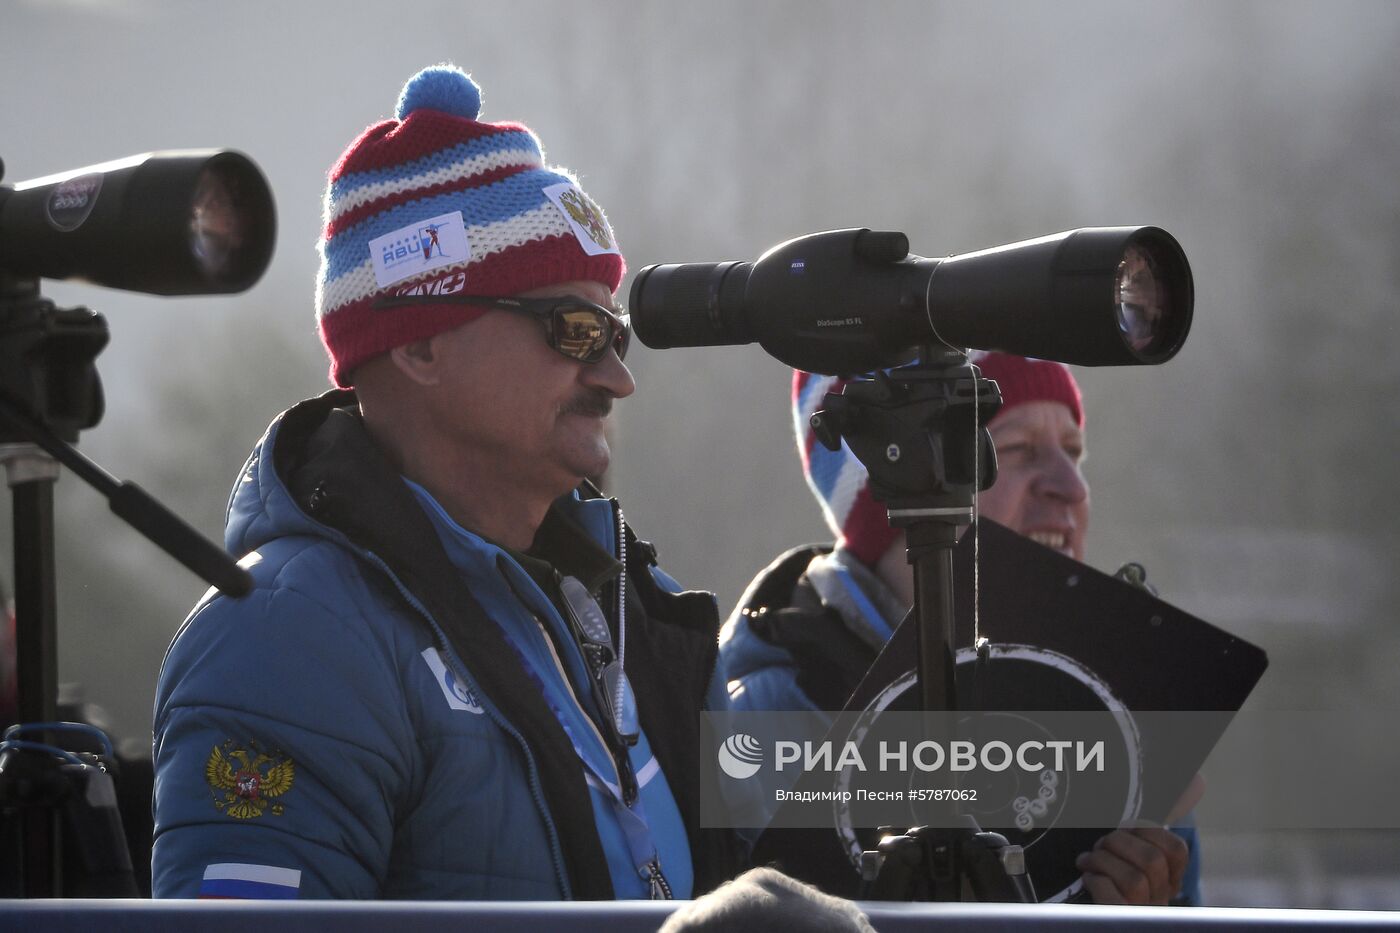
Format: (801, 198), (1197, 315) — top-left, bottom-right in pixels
(315, 64), (625, 387)
(793, 352), (1083, 567)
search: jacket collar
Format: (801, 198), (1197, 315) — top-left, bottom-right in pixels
(804, 544), (909, 648)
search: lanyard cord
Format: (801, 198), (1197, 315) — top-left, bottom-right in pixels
(499, 548), (668, 897)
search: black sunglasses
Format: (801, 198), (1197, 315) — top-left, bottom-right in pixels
(374, 293), (631, 364)
(558, 575), (640, 751)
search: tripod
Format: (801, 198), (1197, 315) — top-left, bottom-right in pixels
(0, 270), (252, 896)
(810, 346), (1034, 902)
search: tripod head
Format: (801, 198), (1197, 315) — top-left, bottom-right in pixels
(0, 272), (107, 445)
(811, 347), (1000, 535)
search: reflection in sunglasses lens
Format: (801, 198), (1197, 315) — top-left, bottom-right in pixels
(557, 308), (606, 360)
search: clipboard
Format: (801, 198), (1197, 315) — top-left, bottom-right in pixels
(752, 519), (1268, 901)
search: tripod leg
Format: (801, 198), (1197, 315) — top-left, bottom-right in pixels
(12, 477), (59, 725)
(9, 467), (62, 895)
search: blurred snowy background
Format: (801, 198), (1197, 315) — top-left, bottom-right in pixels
(3, 0), (1398, 907)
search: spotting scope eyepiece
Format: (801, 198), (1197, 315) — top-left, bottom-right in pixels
(0, 149), (276, 296)
(630, 226), (1192, 374)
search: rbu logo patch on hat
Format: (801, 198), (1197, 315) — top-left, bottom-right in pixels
(369, 210), (472, 288)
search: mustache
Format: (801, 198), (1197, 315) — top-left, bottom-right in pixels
(559, 390), (613, 418)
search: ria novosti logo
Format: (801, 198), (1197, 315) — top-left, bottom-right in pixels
(717, 733), (764, 780)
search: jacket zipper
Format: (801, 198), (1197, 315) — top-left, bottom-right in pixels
(612, 501), (672, 900)
(647, 858), (673, 900)
(360, 550), (573, 899)
(609, 500), (639, 807)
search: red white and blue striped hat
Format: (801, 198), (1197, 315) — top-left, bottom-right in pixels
(793, 352), (1084, 567)
(316, 64), (625, 387)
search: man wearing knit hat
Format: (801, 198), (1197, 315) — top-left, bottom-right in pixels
(719, 352), (1200, 906)
(152, 65), (742, 901)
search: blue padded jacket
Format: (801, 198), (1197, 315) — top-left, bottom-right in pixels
(152, 391), (743, 900)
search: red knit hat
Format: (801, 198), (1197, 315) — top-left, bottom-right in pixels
(970, 351), (1083, 429)
(794, 352), (1083, 567)
(315, 65), (625, 387)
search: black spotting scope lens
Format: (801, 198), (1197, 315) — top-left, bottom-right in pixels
(187, 155), (275, 287)
(629, 260), (754, 350)
(923, 225), (1193, 367)
(0, 149), (276, 296)
(1115, 237), (1180, 360)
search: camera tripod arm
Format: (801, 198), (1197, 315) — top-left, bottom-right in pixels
(0, 394), (251, 598)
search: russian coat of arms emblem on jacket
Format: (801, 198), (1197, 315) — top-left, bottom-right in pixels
(205, 739), (295, 819)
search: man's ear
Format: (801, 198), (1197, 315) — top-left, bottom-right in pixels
(389, 338), (441, 387)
